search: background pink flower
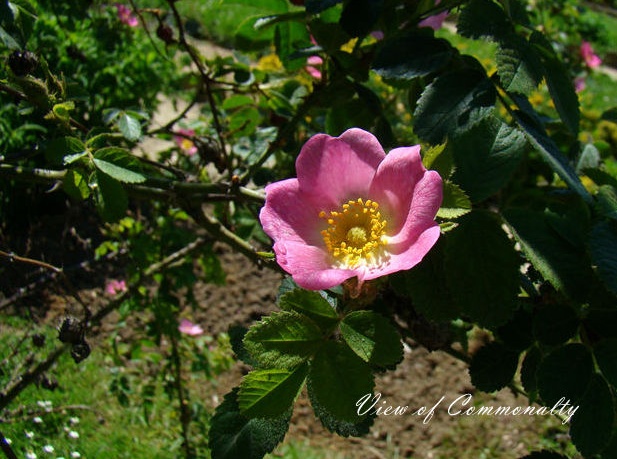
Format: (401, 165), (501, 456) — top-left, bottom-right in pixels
(305, 55), (323, 80)
(178, 319), (204, 336)
(115, 4), (138, 27)
(259, 128), (443, 290)
(419, 0), (448, 30)
(105, 279), (127, 295)
(174, 128), (198, 156)
(580, 41), (602, 69)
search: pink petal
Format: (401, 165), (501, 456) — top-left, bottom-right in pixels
(360, 225), (441, 282)
(273, 241), (356, 290)
(307, 56), (323, 66)
(388, 170), (443, 246)
(305, 65), (322, 80)
(296, 130), (385, 207)
(260, 179), (324, 246)
(368, 146), (426, 232)
(419, 11), (448, 30)
(179, 319), (204, 336)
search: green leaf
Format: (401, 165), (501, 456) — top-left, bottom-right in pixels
(521, 346), (541, 396)
(340, 311), (402, 368)
(390, 239), (460, 322)
(532, 304), (579, 346)
(93, 147), (146, 184)
(589, 221), (617, 296)
(52, 101), (75, 122)
(372, 32), (453, 80)
(576, 143), (600, 173)
(496, 307), (534, 352)
(422, 143), (453, 178)
(570, 374), (614, 457)
(63, 169), (90, 200)
(469, 342), (519, 392)
(449, 117), (525, 202)
(595, 185), (617, 221)
(437, 181), (471, 219)
(209, 387), (290, 459)
(243, 311), (324, 369)
(94, 170), (128, 222)
(222, 94), (255, 110)
(0, 25), (20, 49)
(593, 339), (617, 389)
(457, 0), (513, 41)
(529, 31), (579, 134)
(238, 364), (308, 418)
(278, 289), (339, 332)
(444, 210), (520, 327)
(496, 36), (543, 95)
(511, 101), (591, 204)
(308, 388), (375, 437)
(117, 113), (142, 141)
(307, 341), (374, 423)
(503, 208), (593, 301)
(413, 68), (496, 144)
(536, 343), (593, 406)
(339, 0), (382, 37)
(45, 136), (86, 166)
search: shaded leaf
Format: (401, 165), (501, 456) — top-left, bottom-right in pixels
(243, 311), (324, 369)
(307, 341), (374, 423)
(45, 136), (86, 166)
(593, 338), (617, 389)
(570, 373), (614, 457)
(503, 208), (593, 301)
(589, 221), (617, 295)
(93, 147), (146, 184)
(450, 116), (525, 202)
(537, 343), (593, 406)
(532, 304), (579, 346)
(63, 169), (90, 201)
(238, 364), (308, 418)
(469, 341), (519, 392)
(444, 210), (520, 327)
(209, 388), (290, 459)
(595, 185), (617, 221)
(521, 346), (541, 396)
(372, 32), (453, 80)
(414, 68), (496, 144)
(278, 289), (339, 332)
(497, 37), (543, 95)
(457, 0), (513, 41)
(94, 170), (128, 222)
(340, 311), (403, 368)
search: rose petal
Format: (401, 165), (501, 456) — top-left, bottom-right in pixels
(296, 129), (385, 207)
(361, 225), (441, 281)
(274, 241), (356, 290)
(368, 146), (425, 231)
(260, 179), (324, 245)
(388, 169), (443, 245)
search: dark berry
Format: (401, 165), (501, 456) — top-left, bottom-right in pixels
(71, 341), (91, 364)
(156, 23), (174, 44)
(58, 316), (84, 344)
(32, 333), (46, 348)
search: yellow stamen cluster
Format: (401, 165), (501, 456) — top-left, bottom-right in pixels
(319, 198), (388, 268)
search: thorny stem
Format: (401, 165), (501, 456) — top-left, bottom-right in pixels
(165, 0), (231, 177)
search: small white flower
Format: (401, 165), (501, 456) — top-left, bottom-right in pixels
(4, 437), (11, 445)
(25, 430), (35, 439)
(42, 444), (54, 453)
(70, 453), (81, 458)
(69, 417), (80, 425)
(33, 416), (43, 424)
(68, 431), (79, 439)
(26, 452), (37, 459)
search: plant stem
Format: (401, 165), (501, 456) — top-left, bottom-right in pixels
(170, 335), (194, 459)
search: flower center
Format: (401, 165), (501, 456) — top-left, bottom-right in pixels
(319, 198), (388, 268)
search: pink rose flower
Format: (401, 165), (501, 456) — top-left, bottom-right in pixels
(174, 128), (198, 156)
(259, 128), (443, 291)
(115, 4), (138, 28)
(178, 319), (204, 336)
(419, 0), (448, 31)
(305, 55), (323, 80)
(105, 279), (127, 295)
(580, 41), (601, 69)
(574, 76), (586, 93)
